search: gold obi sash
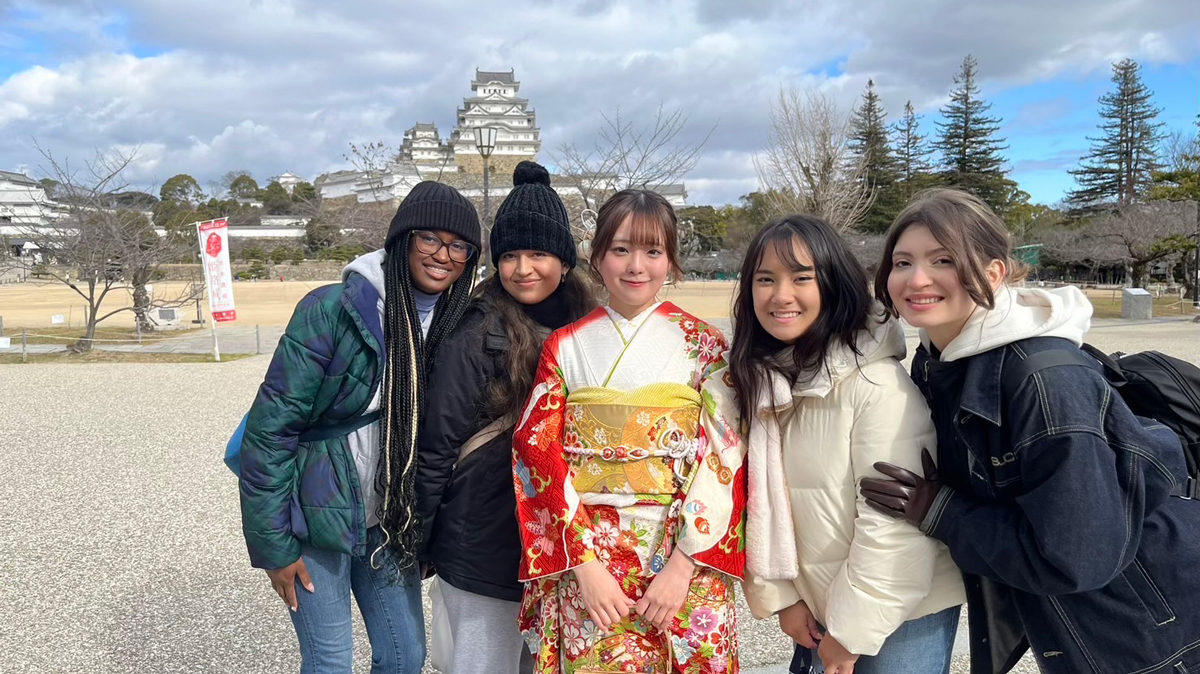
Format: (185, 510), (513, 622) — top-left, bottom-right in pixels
(563, 383), (701, 503)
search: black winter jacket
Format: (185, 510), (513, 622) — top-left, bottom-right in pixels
(416, 301), (567, 602)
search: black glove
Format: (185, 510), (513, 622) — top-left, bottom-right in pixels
(859, 448), (942, 528)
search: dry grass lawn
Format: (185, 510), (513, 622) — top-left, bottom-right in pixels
(0, 278), (741, 328)
(0, 351), (253, 364)
(2, 278), (1192, 330)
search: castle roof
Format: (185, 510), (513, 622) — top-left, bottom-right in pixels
(474, 69), (516, 84)
(0, 170), (39, 186)
(463, 95), (529, 105)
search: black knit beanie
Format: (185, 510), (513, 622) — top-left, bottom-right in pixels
(385, 181), (481, 253)
(490, 161), (577, 268)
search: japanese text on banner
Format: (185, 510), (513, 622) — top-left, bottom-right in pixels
(197, 218), (237, 322)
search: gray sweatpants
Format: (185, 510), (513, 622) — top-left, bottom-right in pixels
(439, 580), (534, 674)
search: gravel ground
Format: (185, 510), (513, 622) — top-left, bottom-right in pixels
(2, 319), (1195, 673)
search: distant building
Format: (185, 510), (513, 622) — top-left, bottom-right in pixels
(0, 170), (66, 240)
(313, 170), (361, 200)
(313, 69), (688, 209)
(448, 69), (541, 176)
(399, 123), (454, 167)
(650, 183), (688, 208)
(270, 171), (304, 194)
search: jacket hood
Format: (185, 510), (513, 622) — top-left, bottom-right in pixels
(759, 304), (906, 410)
(930, 284), (1092, 362)
(342, 249), (387, 303)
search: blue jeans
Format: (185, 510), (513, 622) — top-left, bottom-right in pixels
(802, 606), (960, 674)
(289, 528), (426, 674)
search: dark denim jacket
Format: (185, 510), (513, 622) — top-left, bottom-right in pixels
(912, 337), (1200, 674)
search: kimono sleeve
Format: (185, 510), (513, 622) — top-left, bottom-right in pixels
(512, 334), (597, 581)
(676, 335), (747, 580)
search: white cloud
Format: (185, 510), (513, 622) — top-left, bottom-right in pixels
(0, 0), (1195, 206)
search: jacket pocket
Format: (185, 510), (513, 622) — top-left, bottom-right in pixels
(297, 444), (342, 511)
(1123, 559), (1176, 626)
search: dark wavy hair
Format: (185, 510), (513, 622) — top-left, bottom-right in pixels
(728, 215), (872, 423)
(470, 269), (597, 422)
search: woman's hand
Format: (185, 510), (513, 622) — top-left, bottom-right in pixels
(635, 550), (695, 632)
(265, 558), (314, 612)
(777, 600), (822, 648)
(817, 632), (860, 674)
(574, 560), (635, 631)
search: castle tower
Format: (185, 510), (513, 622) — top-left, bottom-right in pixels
(449, 69), (541, 176)
(399, 123), (454, 166)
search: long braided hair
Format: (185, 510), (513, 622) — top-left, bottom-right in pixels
(373, 231), (477, 574)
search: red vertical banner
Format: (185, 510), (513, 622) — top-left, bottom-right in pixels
(196, 218), (237, 322)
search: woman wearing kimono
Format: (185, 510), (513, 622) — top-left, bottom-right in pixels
(513, 189), (747, 674)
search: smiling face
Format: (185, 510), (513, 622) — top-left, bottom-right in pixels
(498, 250), (568, 305)
(408, 229), (470, 294)
(887, 224), (1003, 350)
(751, 236), (821, 344)
(595, 216), (670, 319)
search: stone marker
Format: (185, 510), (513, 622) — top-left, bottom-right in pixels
(1122, 287), (1153, 319)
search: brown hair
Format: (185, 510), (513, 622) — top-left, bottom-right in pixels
(874, 188), (1028, 316)
(588, 189), (684, 284)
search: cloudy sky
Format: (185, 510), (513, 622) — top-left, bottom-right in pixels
(1, 0), (1196, 207)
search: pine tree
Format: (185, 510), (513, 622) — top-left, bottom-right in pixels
(849, 80), (901, 232)
(934, 55), (1011, 211)
(850, 80), (898, 182)
(1068, 58), (1164, 209)
(894, 101), (934, 184)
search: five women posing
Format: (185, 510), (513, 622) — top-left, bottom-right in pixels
(242, 178), (1198, 674)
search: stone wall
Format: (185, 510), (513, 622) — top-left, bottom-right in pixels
(454, 153), (535, 177)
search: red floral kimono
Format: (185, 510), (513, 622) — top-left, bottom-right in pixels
(513, 302), (747, 674)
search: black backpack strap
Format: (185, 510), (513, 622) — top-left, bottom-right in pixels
(1001, 347), (1099, 397)
(1177, 476), (1198, 499)
(1004, 347), (1198, 500)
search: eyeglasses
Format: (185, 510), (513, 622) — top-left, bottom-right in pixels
(412, 231), (476, 263)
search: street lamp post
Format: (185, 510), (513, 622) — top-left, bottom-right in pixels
(473, 125), (498, 273)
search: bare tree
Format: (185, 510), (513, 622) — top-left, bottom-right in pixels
(754, 88), (874, 233)
(320, 141), (412, 249)
(551, 104), (714, 241)
(1048, 200), (1197, 288)
(1160, 126), (1200, 174)
(0, 144), (202, 350)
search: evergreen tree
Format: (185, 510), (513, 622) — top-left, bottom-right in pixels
(1068, 58), (1165, 209)
(850, 80), (898, 183)
(894, 101), (934, 185)
(228, 174), (260, 199)
(291, 181), (318, 203)
(849, 80), (902, 232)
(934, 55), (1011, 211)
(260, 181), (294, 215)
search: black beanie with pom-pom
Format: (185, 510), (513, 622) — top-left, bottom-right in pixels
(489, 161), (577, 268)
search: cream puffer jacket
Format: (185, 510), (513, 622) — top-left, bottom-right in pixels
(730, 314), (965, 656)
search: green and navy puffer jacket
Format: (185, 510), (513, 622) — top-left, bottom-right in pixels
(239, 272), (383, 570)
